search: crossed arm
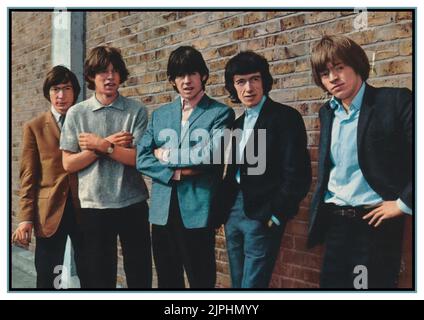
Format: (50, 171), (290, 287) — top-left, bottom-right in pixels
(62, 131), (136, 173)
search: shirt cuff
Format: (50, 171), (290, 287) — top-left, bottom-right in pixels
(162, 148), (170, 163)
(172, 169), (182, 181)
(19, 221), (33, 226)
(271, 215), (280, 226)
(397, 198), (412, 215)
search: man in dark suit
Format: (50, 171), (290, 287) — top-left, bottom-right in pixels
(13, 66), (85, 288)
(308, 35), (412, 289)
(215, 51), (311, 288)
(136, 46), (234, 288)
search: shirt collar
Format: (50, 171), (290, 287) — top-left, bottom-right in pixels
(50, 105), (62, 123)
(91, 93), (125, 111)
(180, 90), (205, 110)
(244, 95), (266, 118)
(329, 82), (365, 113)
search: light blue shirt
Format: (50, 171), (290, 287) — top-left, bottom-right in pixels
(324, 82), (411, 214)
(236, 95), (266, 182)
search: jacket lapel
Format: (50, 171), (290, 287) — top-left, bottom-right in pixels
(252, 96), (271, 131)
(168, 98), (182, 147)
(242, 97), (271, 161)
(180, 94), (209, 144)
(223, 113), (244, 180)
(46, 111), (60, 141)
(319, 102), (334, 174)
(357, 84), (376, 153)
(187, 94), (209, 127)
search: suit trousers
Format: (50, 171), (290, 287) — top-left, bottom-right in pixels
(225, 191), (286, 288)
(80, 201), (152, 289)
(151, 187), (216, 289)
(34, 195), (85, 289)
(320, 209), (405, 289)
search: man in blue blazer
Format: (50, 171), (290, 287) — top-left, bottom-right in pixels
(308, 35), (412, 289)
(136, 46), (235, 288)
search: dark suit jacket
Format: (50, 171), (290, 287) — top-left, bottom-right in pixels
(212, 97), (311, 226)
(18, 111), (80, 238)
(308, 84), (413, 247)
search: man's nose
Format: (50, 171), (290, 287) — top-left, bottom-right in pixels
(245, 80), (253, 91)
(329, 71), (338, 82)
(183, 75), (191, 83)
(106, 71), (114, 79)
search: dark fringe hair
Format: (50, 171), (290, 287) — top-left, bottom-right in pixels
(43, 65), (81, 104)
(224, 51), (273, 104)
(167, 46), (209, 93)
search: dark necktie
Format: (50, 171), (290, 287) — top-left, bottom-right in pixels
(59, 114), (66, 129)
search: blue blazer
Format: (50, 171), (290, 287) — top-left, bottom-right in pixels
(308, 84), (413, 247)
(136, 94), (235, 228)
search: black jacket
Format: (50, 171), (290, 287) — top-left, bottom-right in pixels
(211, 97), (311, 226)
(307, 84), (413, 247)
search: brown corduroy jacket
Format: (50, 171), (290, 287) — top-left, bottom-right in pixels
(18, 111), (80, 238)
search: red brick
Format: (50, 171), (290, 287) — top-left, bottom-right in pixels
(376, 59), (412, 76)
(218, 44), (238, 57)
(285, 220), (309, 236)
(280, 14), (305, 30)
(244, 12), (267, 25)
(395, 11), (413, 22)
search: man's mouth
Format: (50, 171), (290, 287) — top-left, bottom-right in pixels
(332, 83), (344, 91)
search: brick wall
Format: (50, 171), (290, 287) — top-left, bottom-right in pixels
(11, 11), (53, 253)
(11, 10), (413, 288)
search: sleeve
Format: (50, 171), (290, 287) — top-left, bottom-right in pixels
(271, 109), (312, 220)
(18, 123), (40, 222)
(397, 88), (413, 209)
(59, 110), (80, 153)
(397, 198), (412, 215)
(136, 111), (175, 184)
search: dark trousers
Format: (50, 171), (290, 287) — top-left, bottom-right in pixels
(80, 201), (152, 289)
(35, 197), (85, 289)
(152, 189), (216, 289)
(224, 191), (286, 288)
(320, 209), (405, 289)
